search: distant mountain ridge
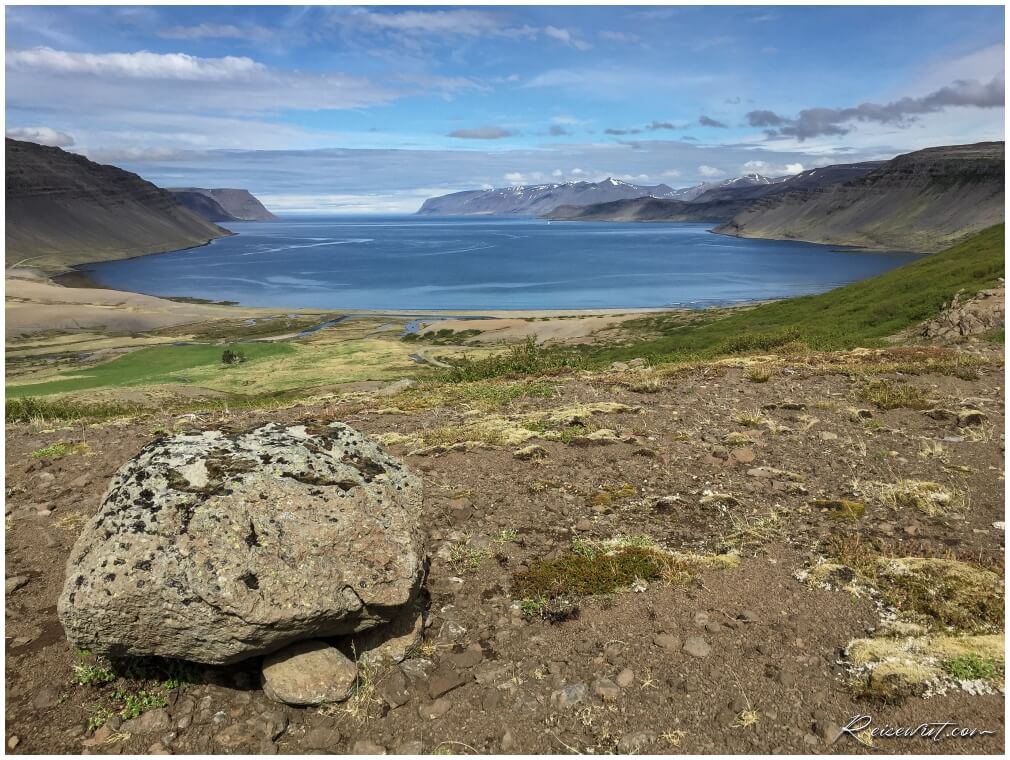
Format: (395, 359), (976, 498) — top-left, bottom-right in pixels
(416, 174), (780, 216)
(169, 187), (277, 221)
(547, 162), (884, 223)
(5, 139), (229, 271)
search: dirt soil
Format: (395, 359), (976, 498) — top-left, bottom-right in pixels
(4, 343), (1004, 754)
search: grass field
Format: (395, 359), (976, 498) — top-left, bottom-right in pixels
(6, 342), (294, 398)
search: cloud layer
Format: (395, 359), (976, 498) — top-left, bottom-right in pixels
(749, 75), (1004, 140)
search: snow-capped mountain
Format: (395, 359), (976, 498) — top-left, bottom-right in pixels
(416, 178), (679, 216)
(417, 174), (788, 215)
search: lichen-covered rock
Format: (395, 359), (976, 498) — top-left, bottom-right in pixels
(921, 286), (1004, 339)
(57, 422), (424, 664)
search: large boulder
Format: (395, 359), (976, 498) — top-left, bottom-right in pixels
(58, 422), (425, 664)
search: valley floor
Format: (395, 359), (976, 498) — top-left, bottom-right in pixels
(5, 341), (1004, 754)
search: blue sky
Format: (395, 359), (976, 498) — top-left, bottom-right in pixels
(5, 4), (1005, 212)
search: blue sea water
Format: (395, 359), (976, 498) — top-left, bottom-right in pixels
(84, 216), (920, 311)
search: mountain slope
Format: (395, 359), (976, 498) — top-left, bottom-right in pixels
(169, 188), (277, 221)
(5, 139), (229, 271)
(715, 143), (1004, 251)
(547, 196), (747, 222)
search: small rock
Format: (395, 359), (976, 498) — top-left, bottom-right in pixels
(653, 633), (680, 651)
(925, 408), (957, 421)
(500, 729), (515, 752)
(427, 664), (471, 699)
(574, 518), (593, 532)
(379, 667), (411, 708)
(395, 740), (424, 754)
(351, 739), (386, 754)
(592, 677), (621, 702)
(617, 731), (656, 754)
(814, 720), (843, 744)
(7, 736), (20, 751)
(261, 640), (357, 706)
(123, 708), (171, 734)
(818, 431), (838, 441)
(730, 447), (756, 464)
(418, 698), (452, 720)
(5, 576), (29, 595)
(481, 687), (501, 711)
(301, 727), (341, 751)
(550, 682), (589, 709)
(449, 643), (484, 670)
(747, 466), (802, 481)
(399, 658), (436, 684)
(682, 636), (711, 658)
(448, 498), (473, 525)
(616, 668), (635, 688)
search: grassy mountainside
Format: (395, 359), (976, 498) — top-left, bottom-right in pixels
(715, 142), (1004, 252)
(592, 224), (1005, 362)
(547, 196), (744, 222)
(5, 139), (229, 271)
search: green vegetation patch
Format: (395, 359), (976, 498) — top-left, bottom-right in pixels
(823, 537), (1003, 633)
(7, 395), (146, 424)
(6, 342), (294, 398)
(31, 440), (88, 459)
(513, 545), (674, 599)
(943, 653), (1001, 682)
(856, 379), (932, 410)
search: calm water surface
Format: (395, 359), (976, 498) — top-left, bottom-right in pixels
(85, 216), (919, 310)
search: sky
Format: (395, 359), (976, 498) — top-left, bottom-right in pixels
(5, 3), (1006, 213)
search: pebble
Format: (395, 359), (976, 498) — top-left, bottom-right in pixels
(500, 730), (515, 752)
(682, 636), (711, 658)
(617, 731), (656, 754)
(301, 726), (342, 750)
(351, 739), (386, 754)
(5, 576), (29, 595)
(653, 633), (681, 650)
(427, 663), (471, 699)
(396, 740), (424, 754)
(616, 668), (635, 688)
(7, 736), (20, 751)
(418, 698), (452, 720)
(550, 682), (589, 709)
(592, 677), (621, 702)
(449, 643), (484, 669)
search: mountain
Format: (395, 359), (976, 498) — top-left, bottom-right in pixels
(546, 164), (883, 223)
(417, 174), (789, 216)
(5, 139), (229, 271)
(169, 187), (277, 221)
(715, 143), (1004, 251)
(416, 178), (682, 216)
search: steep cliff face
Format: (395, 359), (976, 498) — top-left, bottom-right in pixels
(170, 188), (277, 221)
(169, 190), (239, 223)
(715, 143), (1005, 251)
(5, 139), (229, 271)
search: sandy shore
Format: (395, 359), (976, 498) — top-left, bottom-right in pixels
(4, 269), (274, 339)
(6, 268), (677, 341)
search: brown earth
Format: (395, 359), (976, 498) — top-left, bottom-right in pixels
(4, 343), (1004, 754)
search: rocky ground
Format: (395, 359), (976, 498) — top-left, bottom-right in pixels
(4, 341), (1005, 754)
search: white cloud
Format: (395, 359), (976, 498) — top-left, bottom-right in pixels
(599, 31), (640, 44)
(6, 126), (75, 147)
(741, 159), (805, 177)
(543, 26), (591, 51)
(698, 164), (725, 177)
(7, 47), (265, 81)
(661, 169), (682, 178)
(784, 162), (804, 174)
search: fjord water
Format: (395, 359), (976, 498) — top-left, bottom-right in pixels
(85, 217), (919, 310)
